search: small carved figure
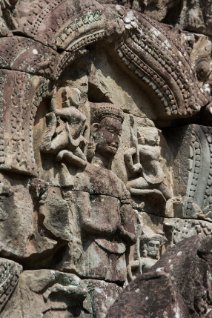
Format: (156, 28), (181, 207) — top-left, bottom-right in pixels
(40, 86), (88, 169)
(179, 0), (212, 35)
(124, 123), (171, 201)
(128, 231), (165, 280)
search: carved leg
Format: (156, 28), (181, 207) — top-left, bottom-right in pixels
(126, 177), (149, 192)
(74, 147), (87, 161)
(48, 130), (69, 152)
(130, 188), (166, 202)
(158, 181), (172, 200)
(57, 150), (87, 168)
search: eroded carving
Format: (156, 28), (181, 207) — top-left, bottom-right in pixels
(107, 236), (212, 318)
(56, 103), (136, 284)
(125, 120), (171, 203)
(40, 86), (88, 169)
(2, 270), (91, 317)
(0, 0), (210, 317)
(0, 258), (22, 312)
(128, 225), (166, 280)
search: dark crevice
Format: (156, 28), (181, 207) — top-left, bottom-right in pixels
(57, 47), (65, 54)
(11, 30), (59, 52)
(0, 66), (53, 80)
(162, 0), (184, 25)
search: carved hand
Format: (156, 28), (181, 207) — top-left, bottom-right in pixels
(117, 224), (136, 245)
(46, 112), (57, 126)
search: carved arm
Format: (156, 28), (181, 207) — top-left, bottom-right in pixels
(118, 203), (136, 245)
(65, 123), (87, 148)
(124, 148), (142, 176)
(77, 192), (118, 236)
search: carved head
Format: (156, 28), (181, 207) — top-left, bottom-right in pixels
(196, 59), (211, 83)
(141, 235), (165, 259)
(137, 127), (160, 146)
(61, 87), (82, 108)
(91, 104), (124, 158)
(145, 239), (161, 259)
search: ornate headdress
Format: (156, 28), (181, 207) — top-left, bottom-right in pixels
(91, 103), (124, 124)
(140, 225), (166, 245)
(141, 235), (166, 245)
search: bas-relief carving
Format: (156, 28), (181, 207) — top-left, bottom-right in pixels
(114, 0), (212, 37)
(128, 224), (166, 280)
(179, 0), (212, 36)
(165, 124), (212, 220)
(107, 235), (212, 318)
(0, 258), (22, 312)
(40, 101), (136, 282)
(124, 120), (171, 202)
(40, 86), (88, 169)
(0, 0), (210, 317)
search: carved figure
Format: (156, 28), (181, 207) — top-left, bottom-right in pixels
(61, 103), (136, 283)
(107, 236), (212, 318)
(40, 86), (88, 169)
(128, 231), (165, 280)
(179, 0), (212, 35)
(124, 124), (171, 201)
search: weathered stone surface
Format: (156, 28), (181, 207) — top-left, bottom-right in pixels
(0, 173), (56, 260)
(0, 0), (210, 317)
(84, 280), (122, 318)
(179, 0), (212, 36)
(107, 235), (212, 317)
(2, 270), (91, 318)
(0, 258), (22, 314)
(165, 124), (212, 220)
(0, 37), (58, 79)
(39, 103), (136, 283)
(2, 269), (122, 318)
(108, 271), (189, 317)
(0, 69), (49, 176)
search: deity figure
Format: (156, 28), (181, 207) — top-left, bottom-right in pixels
(40, 86), (88, 169)
(128, 231), (165, 280)
(60, 103), (136, 283)
(124, 124), (171, 202)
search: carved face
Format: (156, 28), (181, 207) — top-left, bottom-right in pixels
(145, 239), (160, 258)
(93, 117), (122, 157)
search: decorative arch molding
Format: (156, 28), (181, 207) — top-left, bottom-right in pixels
(0, 0), (209, 175)
(113, 15), (206, 117)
